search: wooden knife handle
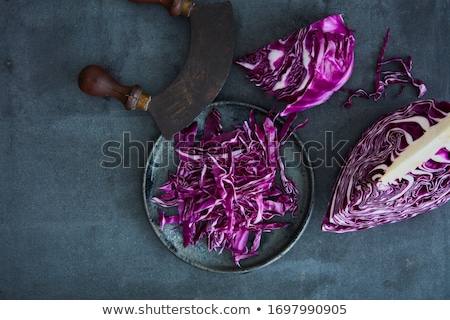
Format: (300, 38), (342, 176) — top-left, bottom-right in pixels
(78, 65), (151, 111)
(129, 0), (194, 17)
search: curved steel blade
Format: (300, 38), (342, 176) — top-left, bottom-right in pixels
(149, 1), (235, 139)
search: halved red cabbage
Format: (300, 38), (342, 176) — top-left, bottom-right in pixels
(342, 29), (427, 108)
(236, 14), (355, 116)
(323, 99), (450, 233)
(152, 108), (307, 265)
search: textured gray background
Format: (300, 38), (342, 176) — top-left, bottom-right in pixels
(1, 0), (449, 299)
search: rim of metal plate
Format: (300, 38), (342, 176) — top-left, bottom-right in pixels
(142, 101), (315, 273)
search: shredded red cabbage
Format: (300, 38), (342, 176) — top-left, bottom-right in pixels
(323, 99), (450, 233)
(152, 109), (307, 265)
(342, 29), (427, 108)
(235, 14), (355, 116)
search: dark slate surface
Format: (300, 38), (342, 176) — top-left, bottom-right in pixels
(1, 0), (449, 299)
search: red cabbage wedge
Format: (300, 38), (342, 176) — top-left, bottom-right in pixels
(323, 99), (450, 233)
(152, 108), (307, 264)
(236, 14), (355, 116)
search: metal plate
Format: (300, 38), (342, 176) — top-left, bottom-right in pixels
(143, 101), (314, 273)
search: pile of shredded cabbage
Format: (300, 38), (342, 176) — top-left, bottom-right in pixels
(152, 108), (307, 265)
(323, 99), (450, 233)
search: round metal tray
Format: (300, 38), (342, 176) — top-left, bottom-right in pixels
(143, 101), (314, 273)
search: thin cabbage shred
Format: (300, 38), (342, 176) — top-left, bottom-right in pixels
(342, 29), (427, 108)
(152, 108), (307, 265)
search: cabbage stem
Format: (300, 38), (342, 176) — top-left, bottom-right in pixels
(381, 114), (450, 184)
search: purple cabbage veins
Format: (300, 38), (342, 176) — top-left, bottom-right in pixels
(323, 99), (450, 233)
(236, 14), (355, 116)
